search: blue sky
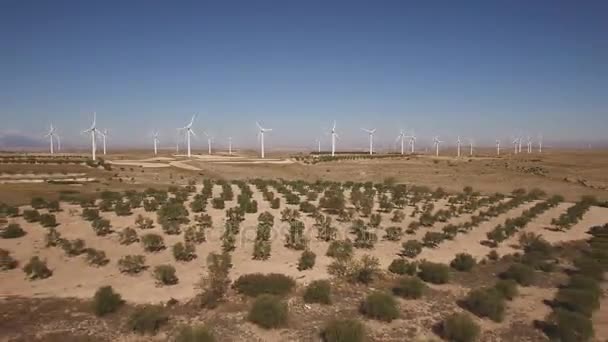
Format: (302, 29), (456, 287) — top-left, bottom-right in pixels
(1, 0), (607, 150)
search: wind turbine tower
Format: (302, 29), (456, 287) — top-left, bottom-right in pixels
(396, 130), (406, 155)
(153, 131), (159, 156)
(527, 137), (532, 153)
(512, 137), (519, 154)
(496, 139), (501, 156)
(228, 137), (233, 155)
(408, 131), (416, 153)
(44, 124), (59, 154)
(83, 112), (100, 161)
(203, 131), (213, 155)
(178, 115), (196, 158)
(361, 128), (376, 155)
(330, 121), (338, 157)
(433, 136), (442, 157)
(538, 134), (543, 153)
(456, 136), (462, 157)
(469, 138), (474, 156)
(100, 129), (108, 155)
(256, 122), (272, 159)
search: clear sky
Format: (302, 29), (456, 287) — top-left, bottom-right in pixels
(1, 0), (607, 150)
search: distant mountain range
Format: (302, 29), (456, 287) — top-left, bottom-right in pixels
(0, 132), (45, 149)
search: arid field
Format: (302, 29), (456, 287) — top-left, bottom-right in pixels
(0, 149), (607, 342)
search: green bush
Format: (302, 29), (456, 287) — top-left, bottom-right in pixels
(326, 240), (353, 260)
(392, 276), (426, 299)
(175, 325), (215, 342)
(360, 292), (399, 322)
(127, 305), (168, 335)
(400, 240), (422, 258)
(234, 273), (295, 297)
(212, 198), (225, 209)
(141, 233), (165, 252)
(118, 255), (147, 274)
(321, 318), (365, 342)
(31, 197), (47, 209)
(173, 241), (196, 262)
(388, 258), (417, 275)
(184, 226), (206, 244)
(119, 227), (139, 245)
(493, 279), (518, 300)
(573, 257), (604, 281)
(1, 223), (26, 239)
(487, 250), (499, 261)
(442, 313), (480, 342)
(248, 295), (288, 329)
(82, 208), (100, 221)
(252, 240), (271, 260)
(450, 253), (476, 272)
(59, 238), (86, 256)
(555, 288), (599, 317)
(298, 250), (316, 271)
(154, 265), (179, 285)
(501, 263), (534, 286)
(384, 226), (403, 241)
(418, 261), (450, 284)
(45, 228), (61, 247)
(93, 286), (123, 316)
(85, 248), (109, 266)
(566, 275), (601, 299)
(39, 213), (57, 227)
(23, 209), (40, 222)
(23, 256), (52, 280)
(303, 280), (331, 304)
(0, 248), (18, 270)
(464, 288), (505, 322)
(551, 308), (594, 342)
(92, 218), (112, 236)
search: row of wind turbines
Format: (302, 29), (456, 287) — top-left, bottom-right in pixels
(43, 114), (543, 161)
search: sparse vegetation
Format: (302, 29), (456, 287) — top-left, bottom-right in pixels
(442, 313), (480, 342)
(23, 256), (52, 280)
(234, 273), (295, 297)
(153, 264), (178, 285)
(93, 286), (123, 316)
(322, 318), (365, 342)
(248, 294), (288, 329)
(127, 305), (168, 335)
(303, 279), (331, 304)
(360, 291), (399, 322)
(118, 255), (147, 274)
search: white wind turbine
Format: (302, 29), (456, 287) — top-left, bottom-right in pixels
(469, 138), (474, 156)
(407, 131), (416, 153)
(153, 131), (160, 156)
(496, 139), (501, 156)
(396, 130), (407, 155)
(228, 137), (233, 155)
(83, 112), (100, 161)
(99, 129), (108, 155)
(361, 128), (376, 155)
(538, 134), (543, 153)
(203, 131), (213, 155)
(44, 124), (60, 154)
(527, 136), (532, 153)
(456, 136), (462, 157)
(512, 137), (519, 154)
(330, 121), (338, 157)
(316, 138), (321, 154)
(518, 135), (523, 153)
(256, 122), (272, 159)
(178, 115), (196, 158)
(433, 136), (443, 156)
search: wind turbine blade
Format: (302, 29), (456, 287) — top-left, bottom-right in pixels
(332, 121), (336, 131)
(187, 115), (196, 128)
(256, 122), (263, 130)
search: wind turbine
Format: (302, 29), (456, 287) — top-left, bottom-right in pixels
(203, 131), (213, 155)
(153, 131), (160, 156)
(99, 129), (108, 155)
(178, 115), (196, 158)
(44, 124), (59, 154)
(361, 128), (376, 155)
(512, 137), (519, 154)
(469, 138), (474, 156)
(408, 131), (416, 153)
(496, 139), (501, 156)
(228, 137), (233, 155)
(518, 136), (522, 153)
(83, 112), (100, 161)
(256, 122), (272, 159)
(433, 136), (442, 156)
(396, 130), (407, 155)
(316, 138), (321, 154)
(527, 137), (532, 153)
(456, 136), (462, 157)
(538, 134), (543, 153)
(330, 121), (338, 157)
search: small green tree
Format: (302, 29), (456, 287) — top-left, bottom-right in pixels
(93, 286), (123, 316)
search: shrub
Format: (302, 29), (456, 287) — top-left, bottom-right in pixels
(493, 279), (518, 300)
(93, 286), (123, 316)
(92, 218), (112, 236)
(285, 220), (308, 250)
(175, 325), (215, 342)
(550, 308), (593, 342)
(0, 248), (18, 270)
(442, 313), (480, 342)
(391, 210), (405, 223)
(360, 292), (399, 322)
(23, 209), (40, 222)
(422, 231), (444, 248)
(199, 252), (232, 309)
(114, 201), (132, 216)
(82, 208), (100, 221)
(31, 197), (47, 209)
(326, 240), (353, 260)
(60, 238), (86, 256)
(270, 198), (280, 209)
(573, 257), (604, 281)
(1, 223), (26, 239)
(173, 241), (196, 261)
(555, 288), (599, 317)
(351, 254), (380, 284)
(392, 276), (426, 299)
(248, 295), (288, 329)
(501, 263), (534, 286)
(487, 250), (499, 261)
(184, 226), (206, 244)
(298, 250), (316, 271)
(400, 240), (422, 258)
(85, 248), (109, 266)
(252, 240), (271, 260)
(464, 288), (505, 322)
(212, 197), (225, 209)
(418, 261), (450, 284)
(566, 275), (601, 299)
(302, 279), (332, 305)
(127, 305), (168, 335)
(154, 264), (178, 285)
(141, 233), (165, 252)
(321, 318), (365, 342)
(118, 255), (146, 274)
(450, 253), (476, 272)
(119, 227), (139, 245)
(45, 228), (61, 247)
(135, 214), (154, 229)
(233, 273), (295, 297)
(388, 258), (417, 275)
(384, 226), (402, 241)
(23, 256), (52, 280)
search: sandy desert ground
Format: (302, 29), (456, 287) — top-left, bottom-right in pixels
(0, 149), (607, 341)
